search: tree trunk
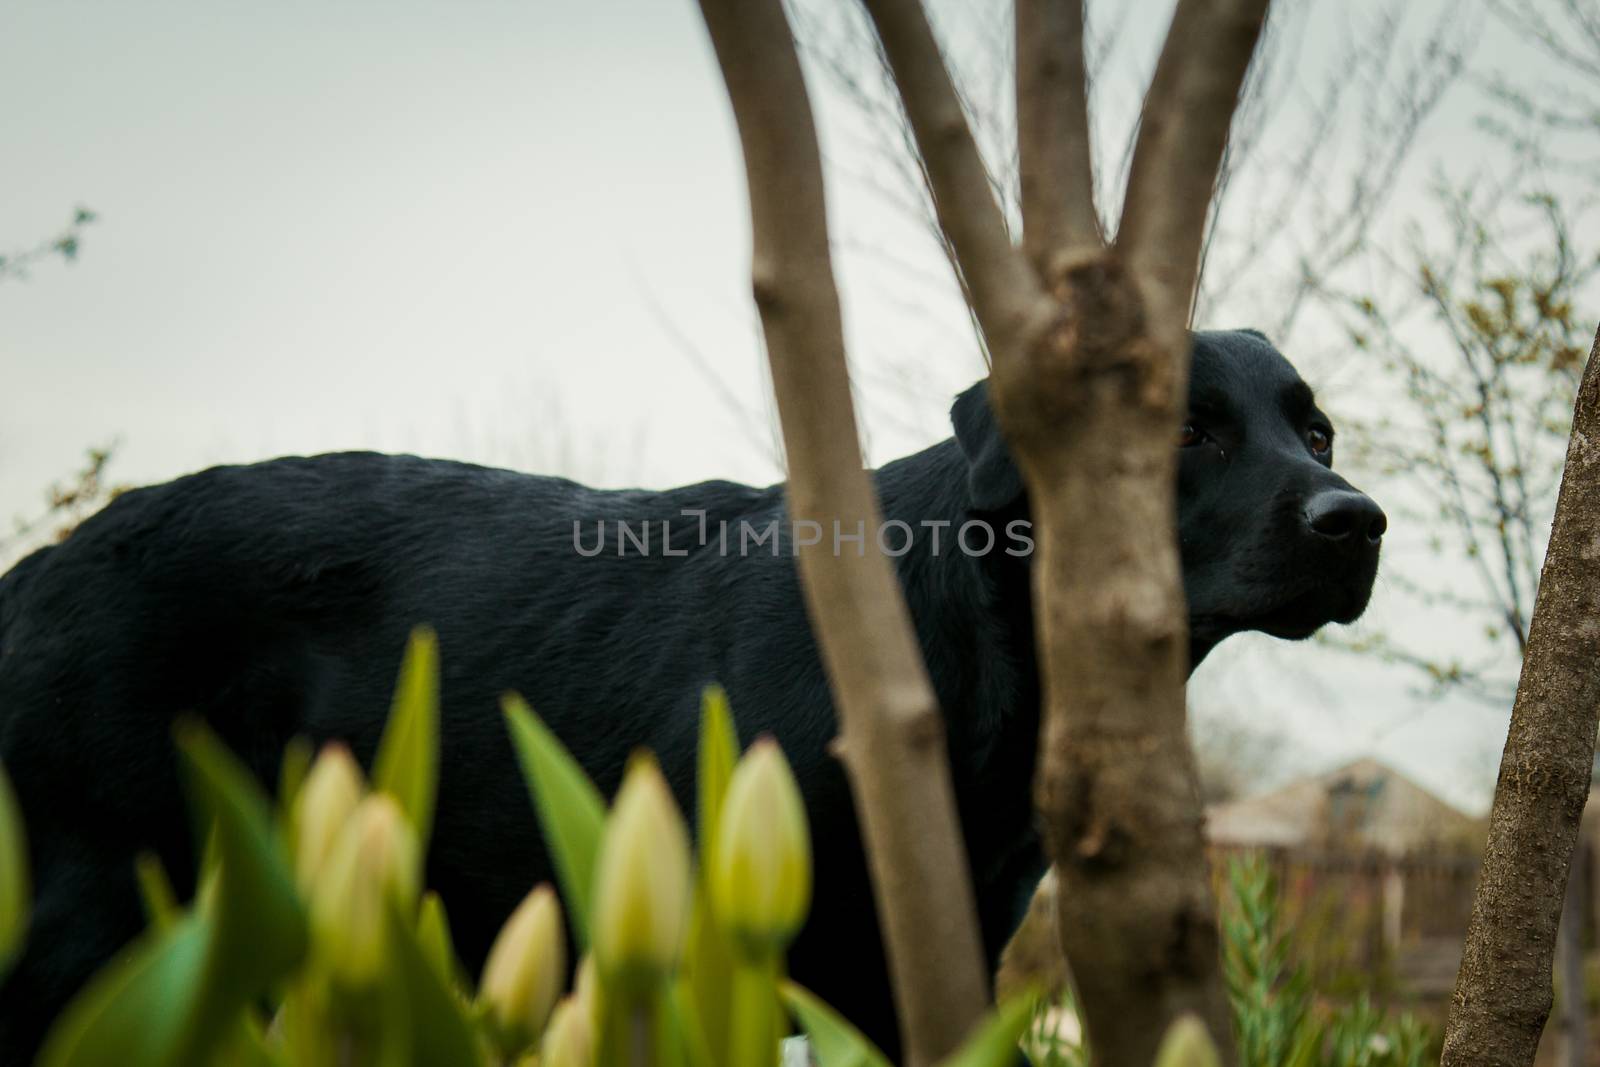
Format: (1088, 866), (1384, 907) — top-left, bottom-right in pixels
(1557, 840), (1588, 1067)
(698, 0), (1274, 1060)
(693, 1), (990, 1062)
(996, 255), (1231, 1064)
(857, 1), (1268, 1060)
(1442, 322), (1600, 1067)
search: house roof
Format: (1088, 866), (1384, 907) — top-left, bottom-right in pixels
(1205, 757), (1484, 855)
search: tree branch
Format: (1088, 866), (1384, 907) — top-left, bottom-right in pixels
(1442, 322), (1600, 1067)
(985, 1), (1271, 1059)
(815, 1), (1268, 1060)
(1116, 0), (1270, 353)
(693, 1), (990, 1063)
(1015, 0), (1102, 268)
(858, 0), (1054, 359)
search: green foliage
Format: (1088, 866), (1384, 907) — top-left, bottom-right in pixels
(39, 910), (216, 1067)
(383, 898), (484, 1065)
(42, 631), (1414, 1067)
(372, 628), (441, 854)
(940, 991), (1038, 1067)
(133, 852), (179, 930)
(1022, 855), (1435, 1067)
(0, 761), (28, 981)
(1223, 854), (1315, 1065)
(177, 724), (309, 998)
(23, 631), (1035, 1067)
(1020, 983), (1087, 1067)
(33, 634), (462, 1067)
(414, 890), (460, 988)
(1335, 190), (1597, 705)
(780, 980), (893, 1067)
(688, 686), (741, 1066)
(510, 689), (1026, 1067)
(696, 685), (740, 870)
(1224, 855), (1434, 1067)
(502, 691), (608, 951)
(38, 724), (308, 1067)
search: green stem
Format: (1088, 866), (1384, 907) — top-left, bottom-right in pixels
(597, 985), (660, 1067)
(632, 1005), (654, 1067)
(730, 957), (780, 1067)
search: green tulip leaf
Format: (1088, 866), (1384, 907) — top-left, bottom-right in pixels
(780, 980), (892, 1067)
(133, 851), (179, 931)
(659, 981), (714, 1067)
(688, 685), (740, 1067)
(685, 892), (739, 1067)
(697, 685), (739, 862)
(0, 762), (29, 981)
(37, 914), (212, 1067)
(372, 627), (441, 852)
(937, 991), (1037, 1067)
(416, 890), (463, 991)
(662, 979), (713, 1067)
(41, 722), (310, 1067)
(502, 693), (607, 950)
(275, 735), (314, 854)
(176, 722), (307, 1001)
(215, 1011), (281, 1067)
(387, 898), (486, 1067)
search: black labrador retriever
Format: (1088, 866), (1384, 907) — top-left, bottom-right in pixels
(0, 329), (1383, 1060)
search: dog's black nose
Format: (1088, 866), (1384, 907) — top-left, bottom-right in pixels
(1305, 490), (1387, 544)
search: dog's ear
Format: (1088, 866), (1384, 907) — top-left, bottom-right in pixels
(1237, 327), (1270, 343)
(951, 381), (1026, 512)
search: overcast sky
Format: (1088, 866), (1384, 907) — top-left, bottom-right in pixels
(2, 0), (1586, 812)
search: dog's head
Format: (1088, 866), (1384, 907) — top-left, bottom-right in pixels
(952, 328), (1384, 665)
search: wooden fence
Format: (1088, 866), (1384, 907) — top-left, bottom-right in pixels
(1210, 844), (1480, 998)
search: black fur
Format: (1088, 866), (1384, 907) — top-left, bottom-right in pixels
(0, 330), (1382, 1061)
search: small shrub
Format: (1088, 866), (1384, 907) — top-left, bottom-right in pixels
(1022, 855), (1436, 1067)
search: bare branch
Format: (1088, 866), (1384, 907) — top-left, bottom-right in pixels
(1015, 0), (1101, 266)
(630, 275), (786, 471)
(858, 0), (1052, 360)
(694, 0), (989, 1061)
(1117, 0), (1270, 352)
(0, 206), (97, 284)
(1442, 323), (1600, 1066)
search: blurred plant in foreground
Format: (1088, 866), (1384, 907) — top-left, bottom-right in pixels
(1, 630), (1111, 1066)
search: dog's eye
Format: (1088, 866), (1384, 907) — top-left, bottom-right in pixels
(1178, 422), (1207, 448)
(1308, 427), (1332, 455)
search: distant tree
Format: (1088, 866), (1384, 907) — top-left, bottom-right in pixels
(1, 207), (110, 566)
(1325, 12), (1600, 1060)
(787, 0), (1472, 354)
(1441, 318), (1600, 1067)
(0, 446), (122, 571)
(0, 207), (97, 283)
(1479, 0), (1600, 185)
(1331, 191), (1596, 705)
